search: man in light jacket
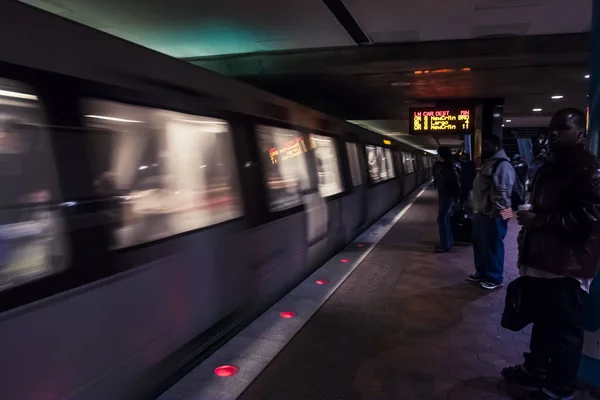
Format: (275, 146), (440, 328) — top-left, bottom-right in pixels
(467, 135), (516, 289)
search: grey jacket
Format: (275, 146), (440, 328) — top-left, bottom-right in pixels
(472, 149), (516, 215)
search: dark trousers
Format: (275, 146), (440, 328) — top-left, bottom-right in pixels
(437, 193), (455, 249)
(523, 278), (586, 397)
(473, 213), (507, 283)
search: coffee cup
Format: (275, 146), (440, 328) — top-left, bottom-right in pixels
(518, 204), (533, 212)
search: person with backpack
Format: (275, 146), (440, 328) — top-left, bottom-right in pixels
(467, 135), (516, 289)
(434, 146), (460, 253)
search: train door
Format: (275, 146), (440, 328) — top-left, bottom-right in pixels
(394, 150), (405, 199)
(345, 141), (366, 232)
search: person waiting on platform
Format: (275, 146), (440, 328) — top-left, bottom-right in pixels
(433, 146), (460, 253)
(503, 108), (600, 400)
(467, 135), (515, 290)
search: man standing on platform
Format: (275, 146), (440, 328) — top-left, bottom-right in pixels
(467, 135), (515, 289)
(433, 146), (460, 253)
(502, 108), (600, 400)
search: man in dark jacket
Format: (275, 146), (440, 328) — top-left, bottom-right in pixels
(433, 146), (460, 253)
(502, 108), (600, 400)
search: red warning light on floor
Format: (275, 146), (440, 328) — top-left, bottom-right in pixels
(214, 365), (239, 377)
(340, 258), (349, 263)
(279, 311), (296, 319)
(357, 244), (364, 247)
(316, 279), (329, 285)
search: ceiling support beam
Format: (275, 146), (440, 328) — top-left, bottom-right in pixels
(187, 33), (590, 77)
(321, 0), (370, 45)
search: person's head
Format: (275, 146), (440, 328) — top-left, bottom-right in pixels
(437, 146), (453, 162)
(481, 135), (502, 160)
(548, 108), (586, 150)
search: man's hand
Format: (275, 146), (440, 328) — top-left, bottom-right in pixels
(517, 210), (536, 228)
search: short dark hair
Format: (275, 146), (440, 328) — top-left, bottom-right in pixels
(437, 146), (453, 160)
(485, 135), (502, 148)
(553, 108), (587, 130)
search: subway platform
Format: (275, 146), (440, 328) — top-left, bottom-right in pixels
(157, 187), (594, 400)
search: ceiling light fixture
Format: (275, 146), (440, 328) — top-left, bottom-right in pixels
(0, 89), (38, 101)
(551, 95), (564, 99)
(175, 118), (227, 125)
(506, 119), (512, 122)
(585, 74), (591, 79)
(533, 108), (542, 112)
(413, 68), (471, 75)
(85, 115), (143, 123)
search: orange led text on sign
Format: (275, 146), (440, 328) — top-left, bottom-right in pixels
(412, 109), (470, 132)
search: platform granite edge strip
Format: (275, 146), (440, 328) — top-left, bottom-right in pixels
(156, 181), (431, 400)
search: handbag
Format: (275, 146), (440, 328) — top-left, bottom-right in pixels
(501, 276), (534, 331)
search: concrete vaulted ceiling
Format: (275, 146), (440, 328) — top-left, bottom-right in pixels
(20, 0), (593, 150)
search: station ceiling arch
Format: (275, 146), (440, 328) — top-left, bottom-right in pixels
(20, 0), (593, 150)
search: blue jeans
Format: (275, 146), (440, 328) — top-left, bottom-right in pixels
(472, 213), (508, 283)
(437, 194), (455, 249)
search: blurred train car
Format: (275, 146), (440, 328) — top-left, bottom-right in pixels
(0, 2), (434, 399)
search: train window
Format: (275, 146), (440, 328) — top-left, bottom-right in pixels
(385, 148), (396, 178)
(310, 133), (343, 197)
(0, 78), (68, 291)
(81, 99), (242, 249)
(257, 125), (311, 212)
(402, 152), (415, 174)
(346, 142), (362, 186)
(366, 145), (394, 183)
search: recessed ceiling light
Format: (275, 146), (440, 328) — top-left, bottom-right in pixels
(391, 81), (411, 87)
(551, 95), (564, 99)
(533, 108), (542, 112)
(506, 119), (512, 122)
(585, 74), (590, 79)
(502, 124), (505, 127)
(493, 113), (501, 118)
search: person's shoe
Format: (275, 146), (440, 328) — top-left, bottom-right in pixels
(501, 365), (544, 389)
(524, 389), (574, 400)
(480, 281), (503, 290)
(466, 273), (483, 282)
(434, 246), (450, 253)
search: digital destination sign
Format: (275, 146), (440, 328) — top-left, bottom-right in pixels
(409, 107), (473, 135)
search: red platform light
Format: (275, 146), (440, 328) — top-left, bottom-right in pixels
(340, 258), (349, 263)
(316, 279), (329, 285)
(214, 365), (239, 377)
(279, 311), (296, 319)
(357, 244), (364, 247)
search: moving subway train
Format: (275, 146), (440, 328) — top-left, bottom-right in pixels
(0, 2), (434, 399)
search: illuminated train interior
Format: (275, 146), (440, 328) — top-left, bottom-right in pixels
(0, 3), (435, 400)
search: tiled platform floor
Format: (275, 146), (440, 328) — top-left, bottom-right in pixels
(239, 188), (594, 400)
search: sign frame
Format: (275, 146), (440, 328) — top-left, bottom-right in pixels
(409, 107), (474, 136)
